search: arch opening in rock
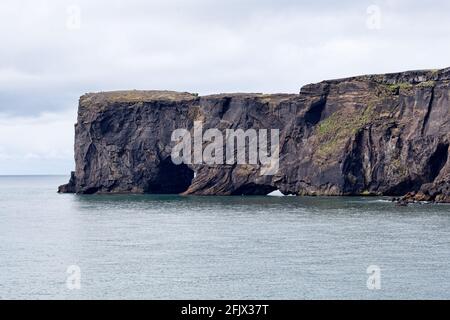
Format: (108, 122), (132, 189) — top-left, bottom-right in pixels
(230, 183), (277, 196)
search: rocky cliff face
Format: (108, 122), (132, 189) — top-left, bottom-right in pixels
(59, 68), (450, 202)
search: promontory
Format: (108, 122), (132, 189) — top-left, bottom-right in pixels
(59, 68), (450, 203)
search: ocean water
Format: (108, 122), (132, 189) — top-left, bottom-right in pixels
(0, 175), (449, 300)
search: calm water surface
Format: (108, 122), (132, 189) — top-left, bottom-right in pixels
(0, 176), (449, 299)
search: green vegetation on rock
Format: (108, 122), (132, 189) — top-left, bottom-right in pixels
(389, 157), (408, 177)
(316, 103), (376, 159)
(417, 80), (435, 88)
(387, 82), (413, 94)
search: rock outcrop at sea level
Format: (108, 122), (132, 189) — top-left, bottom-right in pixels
(59, 68), (450, 203)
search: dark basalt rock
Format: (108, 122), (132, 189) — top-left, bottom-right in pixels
(59, 69), (450, 202)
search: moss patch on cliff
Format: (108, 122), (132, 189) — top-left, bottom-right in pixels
(387, 82), (414, 94)
(315, 104), (376, 159)
(417, 80), (436, 88)
(389, 157), (408, 177)
(385, 81), (435, 95)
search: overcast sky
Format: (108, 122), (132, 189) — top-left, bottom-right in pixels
(1, 0), (449, 174)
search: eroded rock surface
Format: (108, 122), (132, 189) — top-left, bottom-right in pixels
(59, 69), (450, 202)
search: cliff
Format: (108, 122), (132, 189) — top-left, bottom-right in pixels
(59, 68), (450, 202)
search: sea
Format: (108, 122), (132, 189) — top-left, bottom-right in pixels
(0, 175), (449, 299)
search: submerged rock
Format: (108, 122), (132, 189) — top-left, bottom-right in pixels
(59, 69), (450, 202)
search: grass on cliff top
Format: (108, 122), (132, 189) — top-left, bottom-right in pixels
(81, 91), (299, 106)
(315, 104), (376, 159)
(81, 90), (198, 104)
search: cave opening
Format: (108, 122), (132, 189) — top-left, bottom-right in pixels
(426, 143), (449, 182)
(145, 158), (194, 194)
(304, 99), (326, 126)
(385, 178), (423, 196)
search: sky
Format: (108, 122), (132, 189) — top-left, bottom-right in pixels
(0, 0), (450, 174)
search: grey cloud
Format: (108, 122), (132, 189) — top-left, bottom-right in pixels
(0, 0), (450, 116)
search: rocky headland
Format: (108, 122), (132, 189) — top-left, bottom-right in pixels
(59, 68), (450, 203)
